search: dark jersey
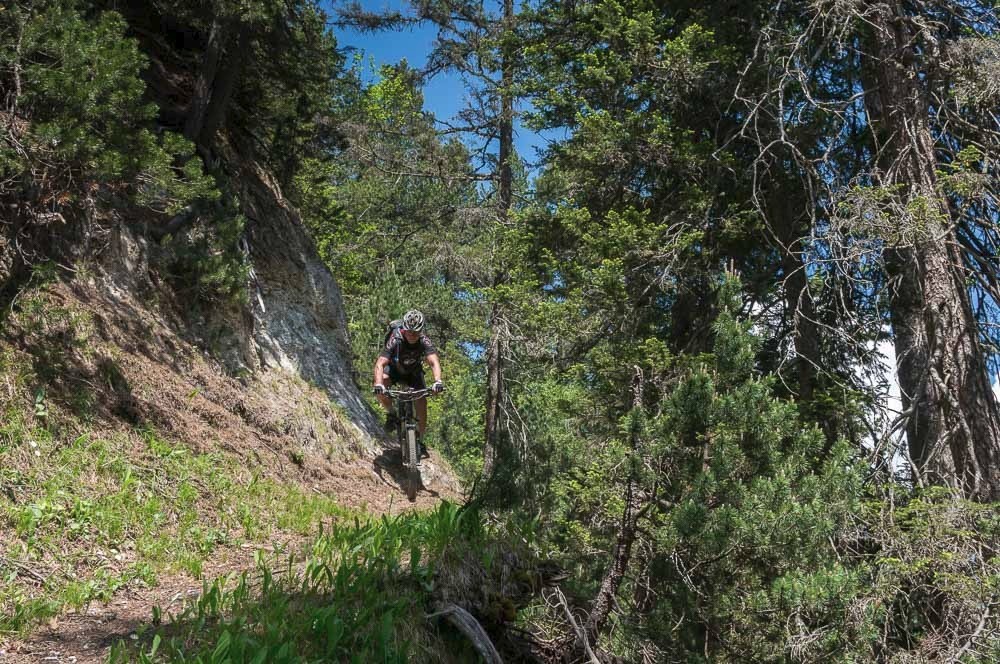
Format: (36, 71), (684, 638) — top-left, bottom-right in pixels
(380, 331), (437, 375)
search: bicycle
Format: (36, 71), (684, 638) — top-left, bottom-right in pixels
(385, 387), (431, 499)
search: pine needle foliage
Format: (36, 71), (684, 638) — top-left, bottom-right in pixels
(0, 0), (217, 210)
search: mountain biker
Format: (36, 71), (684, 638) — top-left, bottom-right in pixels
(372, 310), (444, 443)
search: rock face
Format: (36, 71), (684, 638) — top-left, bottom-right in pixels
(231, 156), (384, 444)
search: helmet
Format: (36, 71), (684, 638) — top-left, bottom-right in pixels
(402, 309), (425, 332)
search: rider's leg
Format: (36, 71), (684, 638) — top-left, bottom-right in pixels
(380, 368), (399, 427)
(377, 367), (397, 411)
(416, 396), (427, 436)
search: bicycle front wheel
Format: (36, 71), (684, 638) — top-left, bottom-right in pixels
(406, 427), (419, 473)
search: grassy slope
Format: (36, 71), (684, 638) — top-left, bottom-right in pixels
(0, 278), (346, 630)
(0, 275), (491, 662)
(109, 504), (497, 663)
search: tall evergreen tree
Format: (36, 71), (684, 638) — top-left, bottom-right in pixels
(718, 0), (1000, 499)
(337, 0), (527, 479)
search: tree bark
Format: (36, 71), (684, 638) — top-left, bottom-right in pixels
(197, 23), (248, 147)
(497, 0), (514, 220)
(782, 250), (819, 398)
(771, 198), (845, 450)
(427, 604), (504, 664)
(185, 18), (248, 150)
(867, 1), (1000, 500)
(184, 17), (224, 144)
(483, 0), (515, 477)
(7, 7), (24, 117)
(585, 368), (644, 641)
(769, 189), (820, 405)
(483, 302), (505, 478)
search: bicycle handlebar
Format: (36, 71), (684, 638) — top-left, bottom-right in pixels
(384, 388), (433, 400)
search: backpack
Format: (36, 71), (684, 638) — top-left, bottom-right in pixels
(382, 319), (404, 351)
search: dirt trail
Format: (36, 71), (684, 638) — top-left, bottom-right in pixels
(1, 281), (462, 662)
(0, 449), (460, 664)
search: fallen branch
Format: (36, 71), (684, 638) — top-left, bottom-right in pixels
(0, 555), (49, 585)
(948, 606), (991, 663)
(427, 603), (504, 664)
(549, 587), (602, 664)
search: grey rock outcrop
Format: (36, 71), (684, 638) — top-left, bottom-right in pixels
(232, 158), (384, 445)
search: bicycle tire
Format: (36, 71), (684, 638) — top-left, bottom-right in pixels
(407, 426), (419, 474)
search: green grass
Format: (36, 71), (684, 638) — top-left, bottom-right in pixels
(108, 502), (485, 663)
(0, 416), (351, 635)
(0, 285), (369, 638)
(0, 283), (497, 659)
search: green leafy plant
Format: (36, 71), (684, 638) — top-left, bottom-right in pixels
(109, 502), (497, 663)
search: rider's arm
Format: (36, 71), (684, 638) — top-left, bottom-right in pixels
(373, 355), (390, 387)
(426, 352), (442, 383)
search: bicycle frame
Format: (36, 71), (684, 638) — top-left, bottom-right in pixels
(385, 389), (431, 493)
(385, 388), (431, 431)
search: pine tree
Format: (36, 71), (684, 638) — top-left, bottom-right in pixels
(714, 0), (1000, 499)
(336, 0), (528, 481)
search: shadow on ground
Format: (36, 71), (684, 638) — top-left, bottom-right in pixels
(373, 446), (441, 503)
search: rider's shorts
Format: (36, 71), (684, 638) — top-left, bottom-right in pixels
(383, 365), (426, 390)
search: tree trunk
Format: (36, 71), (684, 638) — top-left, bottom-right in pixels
(184, 17), (224, 144)
(197, 23), (248, 147)
(585, 368), (644, 642)
(780, 246), (851, 456)
(759, 180), (849, 450)
(766, 189), (821, 401)
(497, 0), (514, 220)
(867, 1), (1000, 500)
(483, 0), (515, 477)
(7, 8), (24, 117)
(782, 251), (819, 398)
(586, 477), (640, 641)
(483, 302), (505, 478)
(185, 18), (247, 150)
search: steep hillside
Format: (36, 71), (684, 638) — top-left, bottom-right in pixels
(0, 2), (487, 659)
(0, 148), (462, 657)
(0, 28), (463, 663)
(185, 150), (385, 444)
(0, 285), (461, 656)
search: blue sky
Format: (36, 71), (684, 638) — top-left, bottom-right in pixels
(323, 0), (552, 163)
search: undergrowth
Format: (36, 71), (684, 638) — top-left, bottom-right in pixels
(108, 502), (487, 663)
(0, 414), (350, 635)
(0, 289), (352, 637)
(0, 281), (482, 653)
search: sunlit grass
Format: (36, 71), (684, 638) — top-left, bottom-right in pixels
(109, 502), (484, 663)
(0, 288), (362, 637)
(0, 418), (350, 635)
